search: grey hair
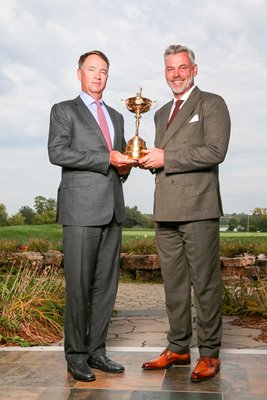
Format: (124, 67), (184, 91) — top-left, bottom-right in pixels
(164, 45), (195, 66)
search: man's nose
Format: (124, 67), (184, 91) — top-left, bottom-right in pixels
(173, 69), (180, 76)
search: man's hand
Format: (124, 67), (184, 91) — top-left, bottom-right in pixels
(110, 150), (138, 175)
(138, 148), (164, 169)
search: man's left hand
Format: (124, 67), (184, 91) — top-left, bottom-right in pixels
(138, 148), (164, 169)
(110, 150), (138, 175)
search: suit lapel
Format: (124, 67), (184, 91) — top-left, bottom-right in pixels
(160, 87), (201, 148)
(73, 96), (110, 150)
(155, 101), (172, 147)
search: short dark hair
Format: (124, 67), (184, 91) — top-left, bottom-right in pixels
(78, 50), (110, 69)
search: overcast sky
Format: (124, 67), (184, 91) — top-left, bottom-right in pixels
(1, 0), (266, 216)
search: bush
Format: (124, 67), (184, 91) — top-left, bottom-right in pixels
(220, 239), (267, 257)
(0, 237), (56, 253)
(0, 261), (65, 346)
(122, 237), (267, 257)
(121, 238), (157, 255)
(0, 239), (19, 252)
(27, 237), (52, 252)
(222, 278), (267, 317)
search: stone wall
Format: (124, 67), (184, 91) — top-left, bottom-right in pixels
(120, 253), (267, 281)
(1, 251), (267, 281)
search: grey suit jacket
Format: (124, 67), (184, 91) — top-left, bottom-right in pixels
(153, 86), (231, 222)
(48, 96), (127, 226)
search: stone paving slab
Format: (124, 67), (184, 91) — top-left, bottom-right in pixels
(53, 283), (267, 350)
(107, 283), (267, 350)
(114, 283), (166, 310)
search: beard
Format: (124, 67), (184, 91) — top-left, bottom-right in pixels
(168, 73), (194, 95)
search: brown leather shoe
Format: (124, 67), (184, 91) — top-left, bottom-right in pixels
(191, 356), (220, 382)
(142, 349), (191, 370)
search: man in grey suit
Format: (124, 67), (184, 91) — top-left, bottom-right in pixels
(48, 50), (136, 382)
(139, 44), (231, 382)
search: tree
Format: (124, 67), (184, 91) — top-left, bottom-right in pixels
(251, 208), (267, 232)
(143, 214), (154, 229)
(0, 203), (8, 226)
(19, 206), (36, 224)
(123, 206), (148, 228)
(34, 195), (56, 214)
(227, 216), (239, 231)
(32, 195), (57, 225)
(33, 210), (56, 224)
(7, 213), (25, 226)
(253, 207), (267, 215)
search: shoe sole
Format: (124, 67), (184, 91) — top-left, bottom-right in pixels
(142, 360), (191, 370)
(89, 363), (124, 373)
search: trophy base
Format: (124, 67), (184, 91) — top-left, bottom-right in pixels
(125, 135), (147, 160)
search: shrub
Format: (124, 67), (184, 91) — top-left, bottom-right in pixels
(220, 239), (267, 257)
(27, 237), (52, 252)
(0, 239), (18, 252)
(121, 238), (157, 255)
(0, 261), (65, 346)
(0, 238), (53, 253)
(122, 237), (267, 257)
(222, 278), (267, 317)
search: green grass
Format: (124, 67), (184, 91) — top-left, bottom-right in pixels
(220, 232), (267, 239)
(0, 225), (266, 247)
(0, 224), (63, 246)
(122, 228), (155, 242)
(0, 225), (156, 245)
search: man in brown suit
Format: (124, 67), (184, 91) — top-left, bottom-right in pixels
(139, 44), (231, 382)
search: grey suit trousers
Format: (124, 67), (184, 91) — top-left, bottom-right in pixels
(155, 219), (222, 358)
(63, 218), (122, 363)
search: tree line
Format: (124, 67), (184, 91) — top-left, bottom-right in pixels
(0, 196), (154, 228)
(222, 208), (267, 232)
(0, 196), (267, 231)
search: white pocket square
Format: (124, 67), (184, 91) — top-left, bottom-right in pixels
(189, 114), (199, 123)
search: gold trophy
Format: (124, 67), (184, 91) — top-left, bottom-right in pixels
(122, 88), (156, 160)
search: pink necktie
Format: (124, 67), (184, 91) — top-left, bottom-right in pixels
(95, 101), (112, 151)
(166, 99), (184, 129)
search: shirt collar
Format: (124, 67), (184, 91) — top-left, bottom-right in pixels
(172, 84), (196, 104)
(80, 91), (103, 106)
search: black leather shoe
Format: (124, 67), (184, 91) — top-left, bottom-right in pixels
(67, 360), (96, 382)
(89, 355), (124, 373)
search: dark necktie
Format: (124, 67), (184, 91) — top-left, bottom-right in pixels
(166, 99), (184, 129)
(95, 101), (112, 151)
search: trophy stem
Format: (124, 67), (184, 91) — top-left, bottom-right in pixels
(135, 113), (142, 136)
